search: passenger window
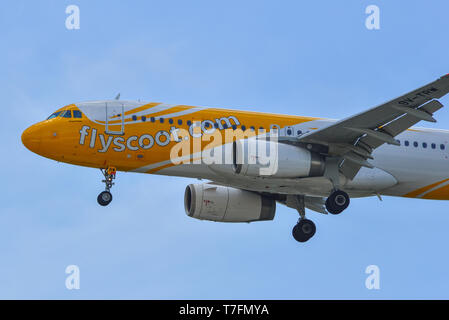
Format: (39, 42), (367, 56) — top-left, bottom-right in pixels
(132, 115), (137, 121)
(423, 142), (427, 148)
(150, 117), (155, 123)
(73, 110), (82, 118)
(142, 116), (146, 122)
(404, 140), (409, 146)
(62, 110), (72, 118)
(432, 143), (436, 149)
(241, 125), (246, 131)
(178, 119), (182, 125)
(413, 141), (418, 147)
(440, 144), (445, 150)
(169, 118), (173, 124)
(159, 118), (164, 123)
(187, 120), (192, 126)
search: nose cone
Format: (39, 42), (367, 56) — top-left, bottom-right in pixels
(21, 124), (42, 154)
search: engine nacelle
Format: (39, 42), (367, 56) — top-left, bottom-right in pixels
(184, 183), (276, 222)
(232, 139), (325, 178)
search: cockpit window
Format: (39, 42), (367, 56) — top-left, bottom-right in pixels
(47, 108), (81, 120)
(62, 110), (72, 118)
(73, 110), (82, 118)
(47, 111), (62, 120)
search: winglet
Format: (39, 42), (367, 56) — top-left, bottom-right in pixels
(114, 93), (121, 100)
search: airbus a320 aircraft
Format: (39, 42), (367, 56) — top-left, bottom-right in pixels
(22, 75), (449, 243)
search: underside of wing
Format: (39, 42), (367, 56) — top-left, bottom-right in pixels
(278, 194), (328, 214)
(297, 74), (449, 179)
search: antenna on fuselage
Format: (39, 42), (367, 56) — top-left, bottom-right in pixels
(114, 93), (120, 100)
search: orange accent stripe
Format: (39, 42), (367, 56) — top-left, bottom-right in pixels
(406, 128), (423, 132)
(422, 183), (449, 200)
(147, 163), (175, 174)
(107, 106), (194, 124)
(146, 156), (205, 174)
(403, 178), (449, 198)
(110, 102), (161, 119)
(143, 105), (192, 118)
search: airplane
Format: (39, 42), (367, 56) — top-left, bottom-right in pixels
(21, 74), (449, 243)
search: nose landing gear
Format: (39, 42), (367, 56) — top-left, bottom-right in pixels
(97, 167), (116, 206)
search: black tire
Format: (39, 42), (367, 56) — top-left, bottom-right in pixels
(326, 190), (350, 214)
(292, 219), (316, 242)
(97, 191), (113, 206)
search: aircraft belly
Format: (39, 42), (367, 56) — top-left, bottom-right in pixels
(157, 163), (399, 197)
(344, 167), (397, 192)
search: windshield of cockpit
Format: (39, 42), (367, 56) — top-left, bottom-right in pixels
(47, 109), (82, 120)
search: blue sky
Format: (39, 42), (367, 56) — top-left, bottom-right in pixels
(1, 0), (449, 299)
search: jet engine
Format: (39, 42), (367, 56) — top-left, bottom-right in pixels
(184, 183), (276, 222)
(232, 139), (325, 178)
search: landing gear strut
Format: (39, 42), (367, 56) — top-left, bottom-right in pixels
(323, 157), (350, 215)
(292, 195), (316, 243)
(325, 189), (350, 214)
(97, 167), (116, 206)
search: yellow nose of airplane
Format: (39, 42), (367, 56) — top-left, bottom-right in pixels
(21, 124), (42, 154)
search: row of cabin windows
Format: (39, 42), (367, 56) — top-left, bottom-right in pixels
(129, 115), (306, 135)
(48, 111), (273, 133)
(130, 115), (271, 131)
(46, 110), (296, 135)
(398, 140), (446, 150)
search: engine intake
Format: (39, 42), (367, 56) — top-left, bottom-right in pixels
(184, 183), (276, 222)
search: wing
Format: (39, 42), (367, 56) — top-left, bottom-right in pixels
(298, 74), (449, 179)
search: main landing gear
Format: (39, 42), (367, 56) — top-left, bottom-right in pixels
(292, 156), (351, 242)
(291, 190), (350, 243)
(97, 167), (116, 206)
(292, 195), (316, 243)
(292, 219), (316, 243)
(325, 189), (350, 214)
(323, 157), (350, 215)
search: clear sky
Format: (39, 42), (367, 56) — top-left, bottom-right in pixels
(1, 0), (449, 299)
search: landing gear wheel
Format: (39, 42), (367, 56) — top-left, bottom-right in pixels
(326, 190), (350, 214)
(292, 219), (316, 242)
(97, 167), (116, 206)
(97, 191), (113, 206)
